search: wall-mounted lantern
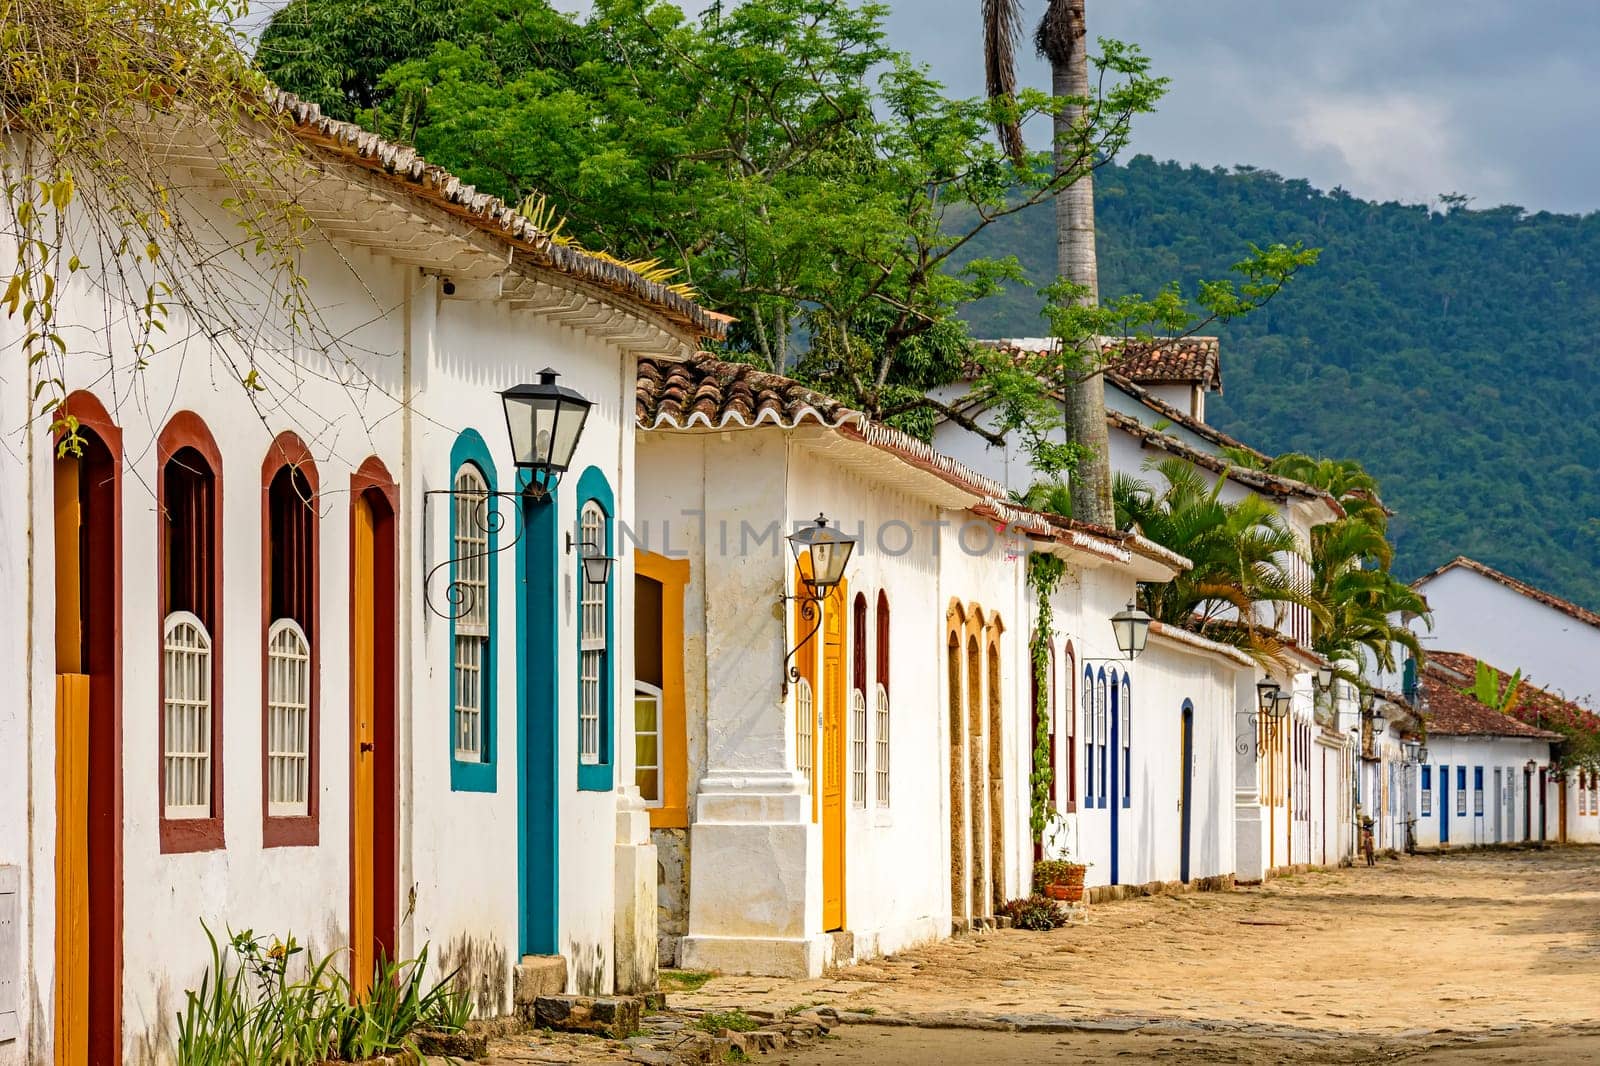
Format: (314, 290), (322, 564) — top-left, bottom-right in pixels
(1316, 664), (1335, 692)
(781, 514), (858, 692)
(424, 369), (595, 620)
(500, 368), (593, 499)
(566, 531), (615, 586)
(1525, 759), (1538, 775)
(1256, 679), (1281, 718)
(1109, 601), (1152, 661)
(1417, 744), (1430, 764)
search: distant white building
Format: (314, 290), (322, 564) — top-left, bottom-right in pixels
(1412, 557), (1600, 710)
(1411, 653), (1562, 849)
(931, 338), (1356, 881)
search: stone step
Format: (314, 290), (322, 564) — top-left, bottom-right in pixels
(513, 954), (568, 1006)
(532, 993), (644, 1039)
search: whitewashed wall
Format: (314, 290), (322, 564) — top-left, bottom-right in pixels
(1414, 568), (1600, 709)
(10, 179), (651, 1058)
(1411, 737), (1554, 849)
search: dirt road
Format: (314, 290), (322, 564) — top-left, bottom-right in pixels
(673, 847), (1600, 1063)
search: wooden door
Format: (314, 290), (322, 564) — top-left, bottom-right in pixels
(53, 455), (90, 1065)
(350, 494), (377, 995)
(821, 582), (847, 932)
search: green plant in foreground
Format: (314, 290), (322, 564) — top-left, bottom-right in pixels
(659, 969), (715, 992)
(175, 922), (464, 1064)
(998, 896), (1070, 931)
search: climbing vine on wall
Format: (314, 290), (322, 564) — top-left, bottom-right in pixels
(2, 0), (333, 455)
(1027, 550), (1067, 843)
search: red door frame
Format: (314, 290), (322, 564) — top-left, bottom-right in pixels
(57, 392), (124, 1061)
(350, 459), (400, 969)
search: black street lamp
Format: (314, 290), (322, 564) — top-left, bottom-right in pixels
(781, 514), (859, 692)
(1256, 679), (1281, 718)
(500, 368), (593, 499)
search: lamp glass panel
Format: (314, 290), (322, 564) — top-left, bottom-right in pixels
(503, 394), (536, 466)
(548, 399), (590, 472)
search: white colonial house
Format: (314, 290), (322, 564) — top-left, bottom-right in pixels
(930, 337), (1357, 882)
(1411, 557), (1600, 711)
(1, 91), (725, 1062)
(1411, 654), (1562, 850)
(631, 354), (1230, 978)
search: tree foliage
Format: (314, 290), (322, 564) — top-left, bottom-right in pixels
(958, 154), (1600, 611)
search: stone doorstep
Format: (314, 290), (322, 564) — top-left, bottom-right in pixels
(532, 993), (645, 1040)
(514, 954), (569, 1005)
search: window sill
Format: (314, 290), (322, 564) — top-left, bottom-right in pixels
(160, 816), (225, 854)
(648, 804), (689, 830)
(451, 759), (497, 793)
(578, 763), (614, 792)
(263, 814), (319, 848)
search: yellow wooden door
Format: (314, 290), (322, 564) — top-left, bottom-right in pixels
(821, 582), (847, 931)
(54, 454), (89, 1066)
(351, 495), (376, 997)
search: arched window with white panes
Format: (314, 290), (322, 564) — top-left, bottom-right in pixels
(574, 466), (616, 791)
(1096, 669), (1109, 808)
(1120, 674), (1131, 808)
(163, 611), (213, 819)
(266, 619), (311, 816)
(851, 592), (868, 808)
(578, 500), (608, 766)
(263, 446), (318, 840)
(796, 677), (814, 784)
(1082, 665), (1095, 806)
(452, 463), (490, 765)
(875, 590), (890, 807)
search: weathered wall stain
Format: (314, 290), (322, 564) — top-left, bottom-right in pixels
(568, 940), (607, 997)
(438, 933), (508, 1018)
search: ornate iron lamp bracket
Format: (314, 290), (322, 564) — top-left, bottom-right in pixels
(424, 487), (537, 620)
(1236, 710), (1273, 758)
(779, 589), (826, 696)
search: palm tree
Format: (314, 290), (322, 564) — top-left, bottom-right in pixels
(1114, 459), (1322, 665)
(984, 0), (1113, 526)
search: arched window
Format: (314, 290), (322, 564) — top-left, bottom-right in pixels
(452, 465), (491, 764)
(1064, 642), (1076, 814)
(575, 471), (615, 791)
(263, 439), (318, 844)
(851, 592), (868, 808)
(1121, 673), (1132, 808)
(1096, 668), (1109, 809)
(158, 414), (224, 852)
(1082, 665), (1095, 806)
(875, 591), (890, 807)
(1047, 643), (1058, 808)
(447, 429), (498, 792)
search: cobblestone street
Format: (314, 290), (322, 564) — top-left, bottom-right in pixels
(465, 847), (1600, 1064)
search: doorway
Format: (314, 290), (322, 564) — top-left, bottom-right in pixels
(1108, 671), (1120, 885)
(1439, 766), (1450, 845)
(1179, 701), (1194, 883)
(520, 492), (561, 955)
(821, 580), (848, 932)
(52, 407), (122, 1064)
(350, 477), (398, 993)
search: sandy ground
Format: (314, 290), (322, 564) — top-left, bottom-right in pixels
(673, 847), (1600, 1063)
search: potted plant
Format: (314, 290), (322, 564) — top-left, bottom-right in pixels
(1032, 859), (1088, 903)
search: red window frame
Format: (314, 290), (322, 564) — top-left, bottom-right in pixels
(157, 412), (225, 854)
(262, 432), (320, 847)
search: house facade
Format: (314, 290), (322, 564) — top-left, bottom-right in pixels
(1411, 654), (1561, 850)
(2, 93), (723, 1062)
(1411, 558), (1600, 710)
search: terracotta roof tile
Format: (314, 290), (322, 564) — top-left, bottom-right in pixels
(973, 336), (1221, 390)
(1413, 557), (1600, 632)
(1421, 652), (1566, 740)
(636, 353), (859, 430)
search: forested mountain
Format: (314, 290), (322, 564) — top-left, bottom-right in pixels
(958, 156), (1600, 611)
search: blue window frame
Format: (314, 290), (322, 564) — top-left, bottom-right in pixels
(1120, 674), (1131, 808)
(1096, 668), (1108, 809)
(1421, 766), (1432, 816)
(449, 430), (498, 792)
(574, 466), (615, 792)
(1456, 765), (1467, 817)
(1082, 666), (1095, 805)
(1474, 766), (1484, 815)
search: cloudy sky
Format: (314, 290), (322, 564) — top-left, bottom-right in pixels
(551, 0), (1598, 214)
(884, 0), (1599, 215)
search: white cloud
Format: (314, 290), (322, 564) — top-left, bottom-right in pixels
(1285, 91), (1511, 206)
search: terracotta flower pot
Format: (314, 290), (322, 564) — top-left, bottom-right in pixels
(1044, 882), (1084, 903)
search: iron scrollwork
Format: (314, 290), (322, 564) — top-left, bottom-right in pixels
(1235, 710), (1279, 758)
(424, 488), (531, 620)
(782, 596), (824, 693)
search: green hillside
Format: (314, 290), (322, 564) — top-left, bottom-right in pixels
(958, 155), (1600, 611)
